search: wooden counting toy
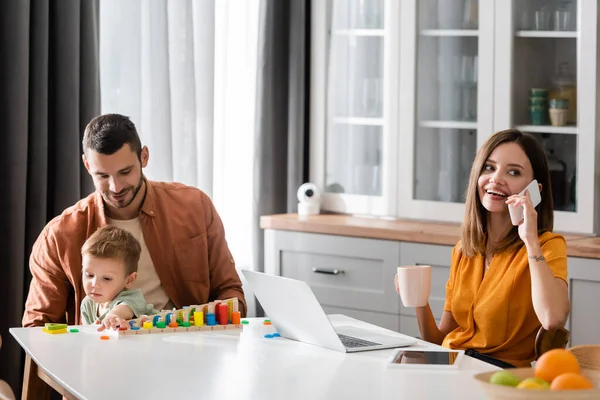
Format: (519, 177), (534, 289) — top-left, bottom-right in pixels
(116, 297), (243, 337)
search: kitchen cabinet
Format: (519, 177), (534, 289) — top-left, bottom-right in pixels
(264, 227), (600, 345)
(566, 256), (600, 346)
(263, 229), (452, 337)
(310, 0), (600, 234)
(264, 230), (402, 328)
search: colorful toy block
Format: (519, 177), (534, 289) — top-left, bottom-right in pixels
(42, 328), (67, 335)
(117, 323), (243, 336)
(42, 323), (68, 334)
(116, 297), (243, 337)
(45, 323), (68, 331)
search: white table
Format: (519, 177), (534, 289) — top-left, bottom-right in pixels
(11, 315), (498, 400)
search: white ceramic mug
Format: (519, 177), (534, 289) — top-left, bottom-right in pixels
(397, 265), (431, 307)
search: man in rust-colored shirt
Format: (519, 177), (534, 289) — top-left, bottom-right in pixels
(22, 114), (246, 327)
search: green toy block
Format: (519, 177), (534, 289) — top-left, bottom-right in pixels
(45, 323), (68, 331)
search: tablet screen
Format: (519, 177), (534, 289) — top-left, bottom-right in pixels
(390, 350), (460, 366)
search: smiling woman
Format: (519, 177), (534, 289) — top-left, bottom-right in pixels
(464, 129), (555, 256)
(397, 129), (571, 368)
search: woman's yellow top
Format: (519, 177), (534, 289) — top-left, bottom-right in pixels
(442, 232), (568, 367)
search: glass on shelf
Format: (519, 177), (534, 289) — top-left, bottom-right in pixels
(512, 22), (577, 128)
(413, 128), (477, 203)
(425, 0), (478, 30)
(325, 124), (383, 196)
(327, 34), (383, 118)
(417, 36), (478, 122)
(331, 0), (384, 30)
(549, 62), (577, 124)
(517, 0), (576, 31)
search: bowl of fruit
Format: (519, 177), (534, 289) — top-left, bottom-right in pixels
(474, 349), (600, 399)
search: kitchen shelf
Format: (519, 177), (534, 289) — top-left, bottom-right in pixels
(332, 117), (385, 126)
(331, 29), (385, 37)
(420, 29), (479, 37)
(515, 125), (578, 134)
(515, 30), (578, 38)
(419, 120), (478, 130)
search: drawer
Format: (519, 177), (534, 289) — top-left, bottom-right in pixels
(266, 231), (401, 314)
(323, 305), (400, 333)
(399, 242), (452, 319)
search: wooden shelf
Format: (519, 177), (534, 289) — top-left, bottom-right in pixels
(420, 29), (479, 37)
(420, 120), (477, 130)
(515, 30), (577, 38)
(515, 125), (578, 134)
(332, 117), (384, 126)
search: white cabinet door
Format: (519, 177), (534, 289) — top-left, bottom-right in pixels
(397, 0), (496, 223)
(566, 256), (600, 346)
(494, 0), (600, 234)
(310, 0), (400, 217)
(264, 230), (402, 314)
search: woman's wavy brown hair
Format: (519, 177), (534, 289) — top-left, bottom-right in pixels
(461, 129), (554, 257)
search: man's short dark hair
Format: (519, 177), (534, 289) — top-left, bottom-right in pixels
(82, 114), (142, 159)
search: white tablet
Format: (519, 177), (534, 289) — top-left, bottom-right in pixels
(387, 349), (463, 370)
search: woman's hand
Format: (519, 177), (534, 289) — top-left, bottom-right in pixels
(394, 273), (401, 296)
(506, 189), (538, 244)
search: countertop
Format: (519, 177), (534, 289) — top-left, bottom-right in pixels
(260, 214), (600, 259)
(10, 316), (498, 400)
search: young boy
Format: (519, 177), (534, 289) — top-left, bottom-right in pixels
(80, 225), (158, 331)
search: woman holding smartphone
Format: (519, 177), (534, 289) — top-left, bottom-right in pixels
(395, 129), (570, 368)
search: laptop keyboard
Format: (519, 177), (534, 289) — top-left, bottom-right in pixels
(338, 333), (381, 348)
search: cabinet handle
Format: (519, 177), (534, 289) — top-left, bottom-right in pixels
(312, 268), (344, 275)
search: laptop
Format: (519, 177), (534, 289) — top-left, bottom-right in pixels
(241, 269), (416, 353)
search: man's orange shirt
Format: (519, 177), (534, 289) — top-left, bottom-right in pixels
(442, 232), (568, 367)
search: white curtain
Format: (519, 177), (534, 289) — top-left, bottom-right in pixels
(99, 0), (260, 316)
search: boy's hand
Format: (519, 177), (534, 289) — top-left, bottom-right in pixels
(97, 312), (128, 331)
(97, 304), (134, 331)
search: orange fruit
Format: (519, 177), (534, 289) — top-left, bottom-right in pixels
(535, 349), (580, 383)
(550, 372), (594, 390)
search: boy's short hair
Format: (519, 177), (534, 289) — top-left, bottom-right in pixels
(81, 226), (141, 275)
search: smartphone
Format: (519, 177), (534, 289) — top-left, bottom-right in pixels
(508, 179), (542, 226)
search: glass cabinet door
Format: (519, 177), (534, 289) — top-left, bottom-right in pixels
(494, 0), (595, 233)
(414, 0), (479, 203)
(512, 0), (577, 213)
(326, 0), (385, 197)
(398, 0), (494, 222)
(311, 0), (399, 217)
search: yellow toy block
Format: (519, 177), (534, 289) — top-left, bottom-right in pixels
(44, 323), (68, 331)
(42, 328), (67, 335)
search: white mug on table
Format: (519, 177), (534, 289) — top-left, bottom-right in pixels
(396, 265), (431, 307)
